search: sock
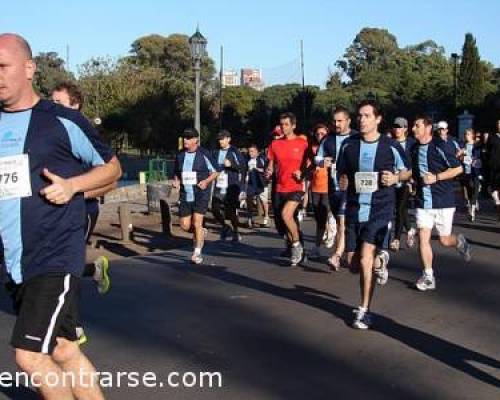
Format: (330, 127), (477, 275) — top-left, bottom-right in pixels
(93, 261), (102, 281)
(492, 191), (500, 205)
(292, 241), (301, 248)
(424, 268), (434, 278)
(194, 247), (201, 255)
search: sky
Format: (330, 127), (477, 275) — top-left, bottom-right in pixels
(2, 0), (499, 87)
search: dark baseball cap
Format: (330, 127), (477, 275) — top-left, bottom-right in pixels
(217, 130), (231, 139)
(182, 128), (199, 139)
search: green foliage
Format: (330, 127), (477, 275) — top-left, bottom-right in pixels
(457, 33), (494, 109)
(33, 52), (74, 97)
(31, 28), (497, 153)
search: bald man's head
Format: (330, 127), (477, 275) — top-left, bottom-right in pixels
(0, 33), (32, 60)
(0, 33), (37, 110)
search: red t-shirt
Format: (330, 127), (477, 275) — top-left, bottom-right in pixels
(268, 137), (308, 193)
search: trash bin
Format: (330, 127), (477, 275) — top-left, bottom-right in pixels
(146, 182), (171, 213)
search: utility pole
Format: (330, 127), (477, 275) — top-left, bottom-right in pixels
(300, 40), (306, 132)
(219, 45), (223, 131)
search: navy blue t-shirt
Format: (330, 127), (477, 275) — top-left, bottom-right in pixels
(337, 133), (409, 223)
(411, 137), (462, 209)
(316, 130), (355, 191)
(0, 100), (113, 283)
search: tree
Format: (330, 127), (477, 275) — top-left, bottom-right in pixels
(457, 33), (488, 108)
(336, 28), (399, 83)
(33, 52), (74, 97)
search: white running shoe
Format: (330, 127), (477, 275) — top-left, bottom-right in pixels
(191, 251), (203, 265)
(416, 273), (436, 291)
(352, 307), (372, 330)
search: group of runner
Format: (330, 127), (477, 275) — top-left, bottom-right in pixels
(174, 100), (486, 330)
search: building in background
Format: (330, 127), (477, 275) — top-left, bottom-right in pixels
(241, 68), (264, 91)
(222, 70), (239, 88)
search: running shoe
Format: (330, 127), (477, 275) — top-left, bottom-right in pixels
(416, 273), (436, 291)
(389, 239), (400, 252)
(290, 243), (304, 266)
(352, 307), (372, 330)
(327, 254), (341, 271)
(191, 252), (203, 265)
(374, 250), (389, 285)
(456, 234), (472, 262)
(406, 228), (416, 249)
(262, 217), (270, 227)
(94, 256), (110, 295)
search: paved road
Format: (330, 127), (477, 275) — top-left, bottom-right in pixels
(0, 211), (499, 399)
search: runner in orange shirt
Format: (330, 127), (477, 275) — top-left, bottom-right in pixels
(308, 124), (335, 259)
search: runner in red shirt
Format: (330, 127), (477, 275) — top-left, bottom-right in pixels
(266, 112), (309, 266)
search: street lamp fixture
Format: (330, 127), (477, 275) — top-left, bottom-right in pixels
(189, 27), (207, 136)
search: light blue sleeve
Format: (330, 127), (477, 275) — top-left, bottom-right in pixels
(58, 117), (105, 166)
(204, 156), (216, 173)
(391, 147), (407, 171)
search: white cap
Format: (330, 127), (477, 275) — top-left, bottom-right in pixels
(437, 121), (448, 129)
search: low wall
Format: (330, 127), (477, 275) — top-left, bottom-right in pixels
(104, 183), (146, 203)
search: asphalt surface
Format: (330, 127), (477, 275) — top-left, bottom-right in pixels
(0, 210), (499, 399)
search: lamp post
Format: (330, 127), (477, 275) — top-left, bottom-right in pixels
(189, 27), (207, 137)
(92, 60), (101, 126)
(451, 53), (459, 109)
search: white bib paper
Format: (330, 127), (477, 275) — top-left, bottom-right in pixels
(248, 159), (257, 170)
(463, 155), (472, 165)
(0, 154), (32, 200)
(355, 172), (378, 193)
(182, 171), (197, 186)
(216, 172), (228, 189)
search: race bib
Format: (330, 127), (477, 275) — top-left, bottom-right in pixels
(248, 159), (257, 170)
(463, 155), (472, 165)
(0, 154), (32, 200)
(181, 171), (197, 186)
(355, 172), (378, 193)
(216, 172), (228, 189)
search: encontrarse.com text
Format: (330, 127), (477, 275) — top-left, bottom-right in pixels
(0, 370), (222, 389)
